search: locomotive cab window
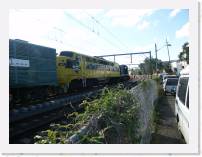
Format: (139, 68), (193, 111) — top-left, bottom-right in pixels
(75, 56), (80, 65)
(65, 58), (80, 70)
(60, 51), (73, 57)
(65, 59), (73, 68)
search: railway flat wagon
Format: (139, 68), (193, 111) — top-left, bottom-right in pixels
(9, 39), (58, 104)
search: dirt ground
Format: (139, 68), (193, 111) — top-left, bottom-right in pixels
(150, 95), (186, 144)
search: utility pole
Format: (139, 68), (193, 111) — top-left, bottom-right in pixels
(155, 43), (158, 73)
(130, 54), (133, 63)
(165, 38), (171, 64)
(149, 51), (152, 79)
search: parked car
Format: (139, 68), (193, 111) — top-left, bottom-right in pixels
(163, 78), (179, 95)
(162, 75), (178, 85)
(159, 73), (168, 84)
(175, 65), (189, 143)
(159, 72), (168, 79)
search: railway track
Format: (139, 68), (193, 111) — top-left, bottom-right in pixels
(9, 88), (102, 143)
(9, 80), (139, 144)
(10, 105), (78, 144)
(9, 85), (105, 123)
(10, 84), (105, 110)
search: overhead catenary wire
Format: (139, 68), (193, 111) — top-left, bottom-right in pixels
(46, 24), (121, 55)
(52, 26), (120, 54)
(13, 10), (151, 65)
(14, 9), (137, 55)
(51, 27), (100, 52)
(83, 10), (131, 51)
(83, 11), (151, 64)
(64, 11), (126, 53)
(13, 10), (112, 54)
(64, 11), (124, 52)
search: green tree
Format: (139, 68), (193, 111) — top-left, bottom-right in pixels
(162, 62), (172, 73)
(178, 42), (189, 64)
(138, 57), (165, 74)
(130, 68), (142, 75)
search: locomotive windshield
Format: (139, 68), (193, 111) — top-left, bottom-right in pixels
(65, 58), (80, 72)
(60, 51), (74, 57)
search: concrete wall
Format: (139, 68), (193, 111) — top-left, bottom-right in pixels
(67, 79), (159, 144)
(130, 80), (158, 143)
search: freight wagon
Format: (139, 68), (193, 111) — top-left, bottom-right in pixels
(9, 39), (57, 105)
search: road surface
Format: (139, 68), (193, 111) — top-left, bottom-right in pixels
(151, 95), (186, 144)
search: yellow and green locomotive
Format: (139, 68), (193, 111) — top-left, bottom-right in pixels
(57, 51), (120, 92)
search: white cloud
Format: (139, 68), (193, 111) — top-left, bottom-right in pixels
(137, 20), (150, 30)
(105, 9), (155, 27)
(170, 9), (181, 18)
(176, 22), (189, 38)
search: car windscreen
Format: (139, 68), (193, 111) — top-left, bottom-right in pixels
(167, 76), (178, 78)
(166, 79), (178, 85)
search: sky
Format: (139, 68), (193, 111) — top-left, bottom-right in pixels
(9, 9), (189, 68)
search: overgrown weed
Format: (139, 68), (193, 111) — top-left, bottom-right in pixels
(35, 85), (141, 144)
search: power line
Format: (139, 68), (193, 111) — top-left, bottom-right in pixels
(83, 10), (131, 51)
(14, 10), (150, 64)
(64, 11), (126, 52)
(52, 26), (119, 54)
(14, 10), (113, 54)
(47, 23), (121, 54)
(14, 10), (129, 54)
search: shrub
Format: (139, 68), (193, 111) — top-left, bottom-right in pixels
(35, 85), (141, 144)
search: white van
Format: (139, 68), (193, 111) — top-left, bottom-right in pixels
(175, 66), (189, 143)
